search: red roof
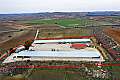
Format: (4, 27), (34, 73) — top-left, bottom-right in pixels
(71, 43), (87, 49)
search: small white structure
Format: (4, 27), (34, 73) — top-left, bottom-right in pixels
(15, 45), (25, 53)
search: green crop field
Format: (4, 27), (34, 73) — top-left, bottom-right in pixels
(22, 18), (98, 27)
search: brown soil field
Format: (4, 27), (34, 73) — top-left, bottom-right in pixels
(104, 28), (120, 45)
(0, 21), (30, 29)
(0, 21), (31, 31)
(0, 26), (16, 31)
(0, 30), (36, 50)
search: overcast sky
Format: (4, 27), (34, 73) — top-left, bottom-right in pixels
(0, 0), (120, 14)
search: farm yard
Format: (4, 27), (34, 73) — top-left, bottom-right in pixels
(0, 22), (92, 64)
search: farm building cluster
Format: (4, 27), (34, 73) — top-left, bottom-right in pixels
(3, 36), (104, 63)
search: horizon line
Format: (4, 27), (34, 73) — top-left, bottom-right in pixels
(0, 10), (120, 15)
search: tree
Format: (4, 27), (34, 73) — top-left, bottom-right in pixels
(24, 40), (33, 50)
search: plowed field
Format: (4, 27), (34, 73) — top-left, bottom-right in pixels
(104, 28), (120, 44)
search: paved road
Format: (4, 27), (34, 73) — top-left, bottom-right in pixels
(34, 29), (39, 40)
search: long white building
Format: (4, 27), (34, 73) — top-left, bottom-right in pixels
(33, 39), (91, 44)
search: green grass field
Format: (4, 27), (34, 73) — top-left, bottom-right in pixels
(22, 18), (98, 27)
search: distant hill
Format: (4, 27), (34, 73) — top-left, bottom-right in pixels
(0, 11), (120, 21)
(87, 11), (120, 16)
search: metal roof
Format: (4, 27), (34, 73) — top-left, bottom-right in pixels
(15, 50), (100, 58)
(33, 39), (91, 44)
